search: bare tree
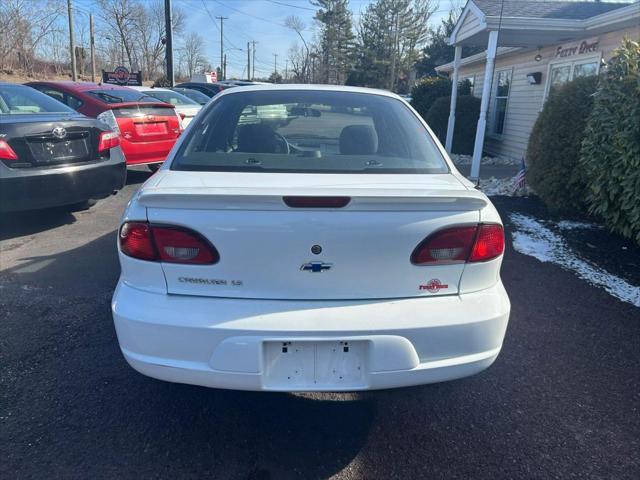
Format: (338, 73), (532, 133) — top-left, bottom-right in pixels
(285, 15), (311, 82)
(180, 32), (206, 79)
(0, 0), (63, 74)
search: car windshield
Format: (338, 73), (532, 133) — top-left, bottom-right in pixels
(86, 89), (162, 104)
(143, 90), (199, 106)
(172, 90), (448, 174)
(0, 85), (76, 114)
(175, 88), (210, 104)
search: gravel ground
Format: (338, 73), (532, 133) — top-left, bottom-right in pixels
(1, 170), (639, 479)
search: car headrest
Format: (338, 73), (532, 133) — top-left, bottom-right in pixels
(339, 125), (378, 155)
(237, 124), (278, 153)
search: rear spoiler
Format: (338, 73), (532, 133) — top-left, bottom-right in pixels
(108, 102), (175, 109)
(137, 187), (488, 211)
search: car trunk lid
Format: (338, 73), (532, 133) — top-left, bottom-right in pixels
(4, 115), (105, 168)
(141, 172), (483, 300)
(113, 104), (180, 143)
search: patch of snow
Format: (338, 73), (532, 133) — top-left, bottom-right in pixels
(450, 154), (519, 166)
(509, 213), (640, 307)
(478, 176), (532, 197)
(556, 220), (602, 231)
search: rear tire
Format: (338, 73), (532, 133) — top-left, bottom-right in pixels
(65, 199), (97, 212)
(147, 163), (161, 172)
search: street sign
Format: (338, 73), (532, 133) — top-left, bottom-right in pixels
(102, 66), (143, 86)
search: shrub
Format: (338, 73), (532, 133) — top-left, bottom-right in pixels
(526, 75), (599, 214)
(423, 94), (480, 155)
(411, 76), (471, 119)
(580, 38), (640, 245)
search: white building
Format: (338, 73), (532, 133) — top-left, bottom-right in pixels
(437, 0), (640, 179)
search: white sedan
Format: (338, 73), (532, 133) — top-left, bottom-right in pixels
(112, 85), (510, 392)
(128, 86), (201, 127)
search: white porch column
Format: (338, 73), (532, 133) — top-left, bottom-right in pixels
(445, 45), (462, 153)
(470, 30), (499, 180)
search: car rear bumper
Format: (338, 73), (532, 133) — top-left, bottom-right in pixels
(0, 153), (126, 212)
(119, 137), (176, 165)
(112, 281), (510, 391)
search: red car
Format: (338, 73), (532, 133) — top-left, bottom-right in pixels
(26, 82), (182, 169)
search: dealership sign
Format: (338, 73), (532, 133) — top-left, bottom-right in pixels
(555, 38), (599, 59)
(102, 66), (143, 86)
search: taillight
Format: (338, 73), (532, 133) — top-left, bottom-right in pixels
(96, 109), (120, 134)
(283, 196), (351, 208)
(174, 109), (184, 132)
(411, 224), (504, 265)
(119, 222), (219, 264)
(469, 224), (505, 262)
(98, 131), (120, 153)
(0, 140), (18, 161)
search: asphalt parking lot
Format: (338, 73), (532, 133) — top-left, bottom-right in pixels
(1, 169), (639, 479)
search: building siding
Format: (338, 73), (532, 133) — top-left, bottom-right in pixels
(457, 11), (483, 41)
(453, 26), (640, 160)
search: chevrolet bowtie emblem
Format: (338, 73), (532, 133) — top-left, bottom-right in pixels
(300, 262), (332, 273)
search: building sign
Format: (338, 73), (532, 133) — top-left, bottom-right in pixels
(555, 38), (599, 59)
(102, 66), (143, 86)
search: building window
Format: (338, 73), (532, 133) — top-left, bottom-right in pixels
(493, 69), (511, 135)
(545, 56), (600, 98)
(462, 75), (475, 96)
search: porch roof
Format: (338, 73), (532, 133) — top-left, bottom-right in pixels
(449, 0), (639, 48)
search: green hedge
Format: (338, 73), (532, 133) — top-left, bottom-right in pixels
(580, 39), (640, 245)
(526, 75), (599, 214)
(411, 76), (471, 120)
(424, 95), (480, 155)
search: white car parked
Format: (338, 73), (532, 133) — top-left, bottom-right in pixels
(128, 86), (201, 127)
(112, 85), (510, 392)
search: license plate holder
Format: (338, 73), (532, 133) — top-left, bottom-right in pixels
(263, 340), (367, 390)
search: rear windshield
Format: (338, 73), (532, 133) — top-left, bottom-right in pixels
(0, 85), (75, 114)
(86, 89), (163, 104)
(143, 89), (199, 106)
(171, 90), (448, 174)
(175, 88), (210, 104)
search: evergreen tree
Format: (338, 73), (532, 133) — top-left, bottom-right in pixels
(312, 0), (355, 84)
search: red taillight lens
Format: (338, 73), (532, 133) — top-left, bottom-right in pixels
(152, 226), (219, 264)
(98, 131), (120, 153)
(469, 224), (504, 262)
(119, 222), (156, 261)
(411, 226), (477, 265)
(411, 224), (504, 265)
(0, 140), (18, 160)
(179, 112), (186, 120)
(119, 222), (219, 264)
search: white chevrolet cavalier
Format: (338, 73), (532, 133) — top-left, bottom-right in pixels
(112, 85), (510, 391)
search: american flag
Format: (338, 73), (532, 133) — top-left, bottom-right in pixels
(514, 157), (527, 191)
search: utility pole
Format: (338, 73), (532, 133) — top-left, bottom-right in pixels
(223, 54), (227, 80)
(67, 0), (77, 81)
(251, 41), (257, 81)
(273, 53), (278, 74)
(216, 16), (228, 80)
(89, 14), (96, 82)
(389, 12), (400, 91)
(285, 60), (288, 81)
(164, 0), (174, 86)
(247, 42), (251, 81)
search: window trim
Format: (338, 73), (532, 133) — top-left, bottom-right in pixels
(543, 53), (601, 102)
(491, 67), (513, 138)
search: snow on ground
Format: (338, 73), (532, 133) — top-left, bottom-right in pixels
(509, 213), (640, 307)
(475, 175), (533, 197)
(450, 154), (519, 166)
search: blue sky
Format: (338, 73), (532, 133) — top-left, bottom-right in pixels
(72, 0), (460, 78)
(171, 0), (459, 77)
